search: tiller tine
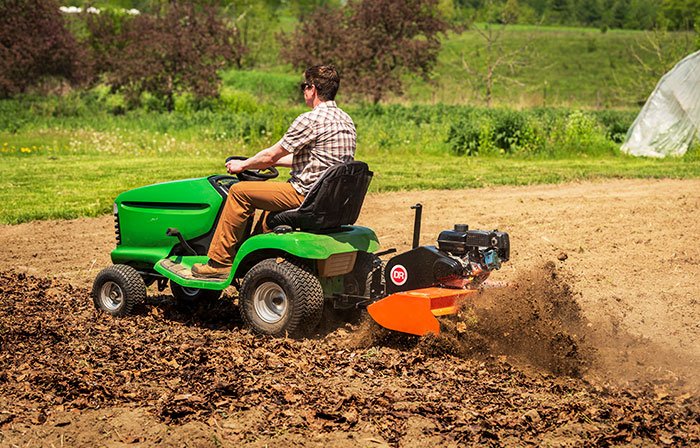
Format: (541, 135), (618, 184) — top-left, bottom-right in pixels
(366, 287), (479, 336)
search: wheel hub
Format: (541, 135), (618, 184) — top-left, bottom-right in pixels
(99, 281), (124, 312)
(253, 282), (288, 324)
(181, 286), (200, 297)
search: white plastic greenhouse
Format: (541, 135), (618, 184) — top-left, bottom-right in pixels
(621, 50), (700, 158)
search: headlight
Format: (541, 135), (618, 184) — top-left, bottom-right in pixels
(113, 202), (118, 215)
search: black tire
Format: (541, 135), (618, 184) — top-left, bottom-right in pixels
(239, 258), (324, 337)
(92, 265), (146, 317)
(170, 280), (222, 304)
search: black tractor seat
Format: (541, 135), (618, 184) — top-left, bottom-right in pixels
(266, 161), (373, 233)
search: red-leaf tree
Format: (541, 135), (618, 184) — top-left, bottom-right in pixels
(86, 2), (246, 110)
(278, 0), (447, 103)
(0, 0), (87, 97)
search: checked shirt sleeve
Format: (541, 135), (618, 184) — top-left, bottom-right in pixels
(279, 114), (315, 154)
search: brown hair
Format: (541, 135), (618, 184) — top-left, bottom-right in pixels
(304, 65), (340, 101)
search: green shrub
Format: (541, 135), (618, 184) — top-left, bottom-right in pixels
(684, 139), (700, 161)
(140, 91), (166, 113)
(0, 100), (27, 132)
(447, 108), (543, 156)
(490, 109), (530, 154)
(447, 115), (482, 156)
(593, 110), (636, 143)
(220, 70), (299, 105)
(0, 91), (638, 161)
(218, 88), (259, 114)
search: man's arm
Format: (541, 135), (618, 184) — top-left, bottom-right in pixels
(225, 142), (291, 174)
(274, 153), (293, 167)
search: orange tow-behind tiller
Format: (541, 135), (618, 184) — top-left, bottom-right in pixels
(364, 204), (510, 336)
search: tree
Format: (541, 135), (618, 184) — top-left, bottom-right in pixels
(502, 0), (520, 24)
(547, 0), (571, 25)
(219, 0), (284, 67)
(459, 0), (534, 107)
(575, 0), (602, 27)
(0, 0), (87, 97)
(278, 0), (447, 103)
(86, 2), (245, 111)
(614, 27), (697, 105)
(661, 0), (700, 30)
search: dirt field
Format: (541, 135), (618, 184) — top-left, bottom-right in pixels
(1, 178), (700, 447)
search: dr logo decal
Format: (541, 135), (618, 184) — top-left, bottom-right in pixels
(390, 264), (408, 286)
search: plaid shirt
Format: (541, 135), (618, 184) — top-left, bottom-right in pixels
(279, 101), (356, 195)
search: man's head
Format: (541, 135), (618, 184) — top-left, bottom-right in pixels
(302, 65), (340, 103)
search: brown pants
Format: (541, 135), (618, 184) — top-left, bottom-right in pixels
(207, 181), (305, 265)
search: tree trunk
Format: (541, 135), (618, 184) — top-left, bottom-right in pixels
(166, 76), (174, 112)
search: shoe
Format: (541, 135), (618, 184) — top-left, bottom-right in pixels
(191, 260), (231, 279)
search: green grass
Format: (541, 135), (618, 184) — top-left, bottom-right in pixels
(401, 26), (698, 108)
(1, 97), (698, 225)
(2, 149), (698, 225)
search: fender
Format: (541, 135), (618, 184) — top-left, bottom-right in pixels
(154, 225), (381, 290)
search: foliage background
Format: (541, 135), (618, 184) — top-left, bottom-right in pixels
(1, 0), (699, 225)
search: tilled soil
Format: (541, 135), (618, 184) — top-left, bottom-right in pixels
(1, 178), (700, 446)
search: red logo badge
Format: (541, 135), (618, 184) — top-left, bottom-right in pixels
(390, 265), (408, 286)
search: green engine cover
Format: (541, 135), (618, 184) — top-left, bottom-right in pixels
(111, 176), (225, 267)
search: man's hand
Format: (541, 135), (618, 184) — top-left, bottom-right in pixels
(227, 143), (290, 175)
(225, 159), (248, 174)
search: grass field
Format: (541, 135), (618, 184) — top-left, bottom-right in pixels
(1, 94), (699, 225)
(1, 26), (698, 225)
(2, 144), (699, 225)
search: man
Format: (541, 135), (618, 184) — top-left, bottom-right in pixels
(192, 65), (356, 279)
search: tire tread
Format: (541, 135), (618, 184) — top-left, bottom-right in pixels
(92, 264), (146, 316)
(240, 258), (324, 337)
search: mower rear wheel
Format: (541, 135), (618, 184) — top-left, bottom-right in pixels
(92, 264), (146, 317)
(170, 281), (222, 304)
(239, 258), (324, 337)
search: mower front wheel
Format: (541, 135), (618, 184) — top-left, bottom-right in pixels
(170, 281), (222, 305)
(239, 258), (324, 338)
(92, 264), (146, 317)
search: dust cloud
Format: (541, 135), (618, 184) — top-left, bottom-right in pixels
(353, 261), (700, 394)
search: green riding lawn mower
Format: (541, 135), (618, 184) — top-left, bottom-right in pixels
(92, 158), (510, 337)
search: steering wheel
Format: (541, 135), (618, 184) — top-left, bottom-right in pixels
(225, 156), (279, 182)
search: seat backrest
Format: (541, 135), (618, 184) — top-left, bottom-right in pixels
(266, 161), (373, 231)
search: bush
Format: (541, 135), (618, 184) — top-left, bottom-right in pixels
(593, 110), (636, 143)
(218, 88), (259, 114)
(85, 2), (246, 111)
(0, 0), (88, 97)
(490, 109), (531, 154)
(0, 100), (27, 132)
(446, 107), (624, 158)
(447, 108), (542, 156)
(447, 115), (483, 156)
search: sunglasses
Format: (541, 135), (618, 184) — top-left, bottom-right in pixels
(299, 82), (313, 92)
